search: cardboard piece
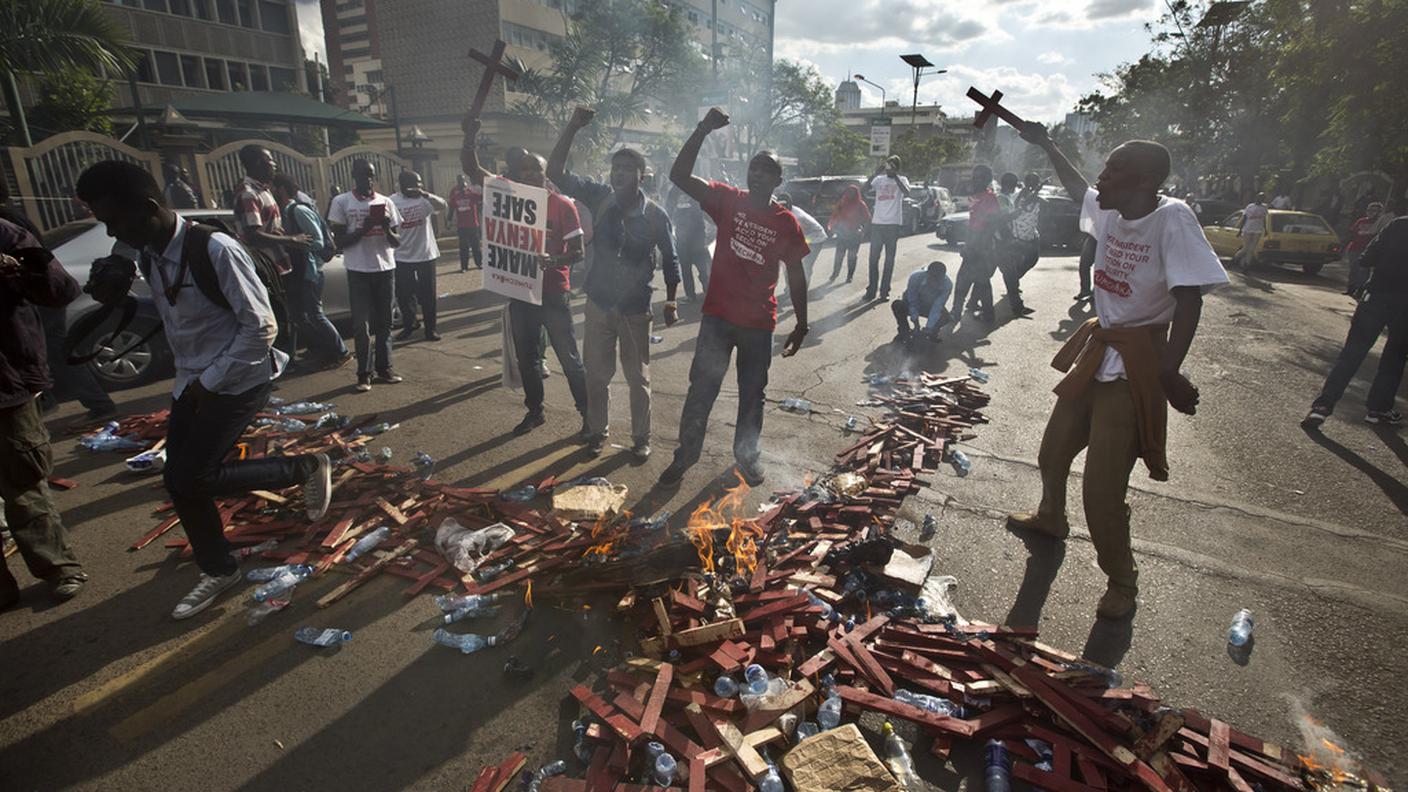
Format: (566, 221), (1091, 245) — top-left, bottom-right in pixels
(877, 542), (934, 595)
(781, 724), (904, 792)
(552, 482), (629, 521)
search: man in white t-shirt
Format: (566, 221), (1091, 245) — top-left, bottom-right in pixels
(327, 159), (403, 392)
(864, 156), (911, 301)
(390, 170), (448, 343)
(1007, 124), (1228, 620)
(1236, 193), (1269, 268)
(1270, 193), (1292, 210)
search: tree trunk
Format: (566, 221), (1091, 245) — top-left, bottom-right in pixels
(2, 71), (33, 147)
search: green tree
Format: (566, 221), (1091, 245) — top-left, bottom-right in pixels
(889, 128), (965, 182)
(0, 0), (134, 145)
(794, 121), (868, 176)
(514, 0), (703, 166)
(27, 67), (113, 138)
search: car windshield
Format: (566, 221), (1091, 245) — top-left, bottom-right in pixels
(1271, 214), (1333, 234)
(43, 219), (99, 250)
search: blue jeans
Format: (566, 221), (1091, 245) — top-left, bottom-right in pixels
(509, 291), (588, 416)
(1313, 292), (1408, 414)
(347, 270), (395, 376)
(287, 271), (347, 363)
(672, 314), (772, 470)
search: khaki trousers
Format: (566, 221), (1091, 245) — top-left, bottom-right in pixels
(1036, 380), (1140, 587)
(1, 397), (82, 582)
(583, 298), (653, 442)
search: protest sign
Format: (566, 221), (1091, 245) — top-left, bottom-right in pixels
(481, 175), (548, 305)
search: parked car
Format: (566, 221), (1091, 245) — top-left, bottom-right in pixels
(779, 176), (867, 233)
(934, 187), (1082, 250)
(46, 209), (358, 389)
(911, 185), (953, 228)
(935, 210), (970, 246)
(1202, 209), (1342, 275)
(1190, 198), (1241, 226)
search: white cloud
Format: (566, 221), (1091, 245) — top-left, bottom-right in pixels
(294, 0), (326, 63)
(1037, 51), (1072, 65)
(774, 0), (994, 51)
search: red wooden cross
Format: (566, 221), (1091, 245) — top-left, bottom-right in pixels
(967, 87), (1028, 129)
(466, 40), (521, 119)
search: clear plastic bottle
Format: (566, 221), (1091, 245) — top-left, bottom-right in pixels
(353, 421), (399, 437)
(572, 719), (594, 764)
(1227, 608), (1254, 647)
(265, 417), (309, 432)
(499, 484), (538, 502)
(246, 598), (290, 625)
(895, 688), (965, 718)
(273, 400), (336, 415)
(252, 564), (313, 601)
(920, 514), (938, 540)
(844, 415), (860, 431)
(431, 628), (497, 654)
(817, 692), (842, 730)
(246, 563), (295, 582)
(744, 664), (769, 695)
(376, 446), (393, 462)
(525, 759), (567, 792)
(796, 721), (820, 741)
(476, 560), (514, 581)
(949, 449), (972, 477)
(78, 422), (146, 452)
(882, 722), (920, 790)
(435, 592), (503, 613)
(234, 539), (280, 559)
(758, 764), (784, 792)
(1026, 738), (1054, 772)
(313, 412), (349, 430)
(295, 627), (351, 647)
(984, 739), (1011, 792)
(649, 334), (664, 344)
(343, 526), (392, 562)
(653, 752), (676, 785)
(713, 675), (740, 698)
(779, 398), (812, 414)
(968, 367), (990, 384)
(444, 601), (501, 625)
(413, 451), (435, 480)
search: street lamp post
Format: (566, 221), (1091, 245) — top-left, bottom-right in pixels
(899, 53), (946, 129)
(852, 74), (886, 119)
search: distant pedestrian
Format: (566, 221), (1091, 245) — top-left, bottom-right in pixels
(1303, 214), (1408, 427)
(659, 108), (810, 489)
(462, 116), (589, 437)
(328, 160), (404, 392)
(775, 192), (827, 298)
(828, 184), (869, 283)
(1271, 192), (1293, 210)
(391, 170), (447, 342)
(548, 108), (681, 460)
(234, 145), (312, 357)
(449, 174), (483, 272)
(75, 161), (332, 620)
(163, 163), (198, 210)
(1235, 193), (1268, 268)
(999, 172), (1043, 315)
(864, 156), (911, 301)
(271, 173), (350, 370)
(891, 260), (952, 344)
(950, 164), (1002, 323)
(1, 217), (89, 610)
(1075, 232), (1096, 301)
(667, 185), (712, 302)
(1345, 202), (1384, 294)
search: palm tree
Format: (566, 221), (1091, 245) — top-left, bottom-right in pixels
(0, 0), (134, 146)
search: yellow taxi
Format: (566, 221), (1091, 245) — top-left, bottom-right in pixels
(1202, 209), (1342, 275)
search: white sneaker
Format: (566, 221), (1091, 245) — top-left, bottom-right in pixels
(305, 453), (332, 521)
(171, 569), (242, 620)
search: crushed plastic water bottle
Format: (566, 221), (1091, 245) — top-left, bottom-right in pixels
(435, 592), (503, 613)
(653, 752), (677, 785)
(499, 484), (537, 502)
(294, 627), (352, 647)
(524, 760), (567, 792)
(78, 421), (146, 452)
(377, 446), (393, 462)
(273, 401), (335, 415)
(778, 397), (812, 414)
(313, 412), (349, 430)
(968, 367), (990, 384)
(413, 451), (435, 480)
(758, 764), (784, 792)
(882, 722), (921, 790)
(246, 598), (289, 625)
(572, 720), (593, 764)
(431, 628), (497, 654)
(1026, 738), (1055, 772)
(895, 688), (965, 718)
(796, 721), (820, 741)
(713, 675), (740, 698)
(444, 600), (501, 625)
(124, 447), (166, 473)
(343, 450), (373, 465)
(817, 692), (842, 730)
(1227, 608), (1254, 647)
(246, 564), (296, 582)
(744, 664), (769, 695)
(1064, 661), (1123, 688)
(476, 559), (514, 582)
(234, 538), (279, 559)
(252, 564), (313, 602)
(920, 513), (938, 540)
(949, 449), (972, 477)
(649, 334), (664, 344)
(255, 416), (308, 432)
(984, 739), (1011, 792)
(352, 421), (399, 437)
(343, 526), (392, 562)
(844, 415), (860, 431)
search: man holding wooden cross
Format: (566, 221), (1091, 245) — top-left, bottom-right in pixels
(975, 89), (1227, 620)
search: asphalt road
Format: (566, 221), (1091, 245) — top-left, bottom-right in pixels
(2, 232), (1405, 789)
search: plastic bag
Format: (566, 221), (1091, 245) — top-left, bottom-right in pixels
(434, 518), (516, 574)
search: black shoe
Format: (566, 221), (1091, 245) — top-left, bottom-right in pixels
(1012, 301), (1034, 316)
(424, 332), (442, 342)
(587, 435), (606, 456)
(373, 370), (404, 384)
(513, 412), (545, 436)
(879, 293), (889, 301)
(51, 571), (89, 601)
(355, 373), (373, 392)
(893, 331), (912, 344)
(632, 439), (651, 462)
(863, 291), (876, 302)
(85, 405), (118, 422)
(736, 460), (765, 487)
(658, 462), (686, 488)
(460, 267), (469, 273)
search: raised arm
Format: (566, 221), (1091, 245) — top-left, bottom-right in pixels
(1019, 122), (1088, 200)
(548, 107), (595, 185)
(459, 117), (492, 186)
(671, 108), (730, 204)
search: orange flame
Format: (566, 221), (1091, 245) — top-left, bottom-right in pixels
(582, 515), (627, 560)
(524, 580), (533, 609)
(686, 475), (762, 576)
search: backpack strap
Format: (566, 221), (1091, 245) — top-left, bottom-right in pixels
(182, 223), (233, 311)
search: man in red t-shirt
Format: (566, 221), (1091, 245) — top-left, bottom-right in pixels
(949, 164), (1004, 323)
(449, 174), (483, 272)
(462, 117), (588, 436)
(659, 108), (810, 489)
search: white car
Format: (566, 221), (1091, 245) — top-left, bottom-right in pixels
(46, 209), (356, 389)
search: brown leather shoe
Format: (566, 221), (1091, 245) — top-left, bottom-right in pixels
(1096, 581), (1138, 620)
(1006, 511), (1070, 540)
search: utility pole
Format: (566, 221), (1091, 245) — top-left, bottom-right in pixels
(900, 53), (945, 130)
(314, 52), (330, 154)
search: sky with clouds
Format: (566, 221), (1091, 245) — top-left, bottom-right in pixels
(294, 0), (1162, 123)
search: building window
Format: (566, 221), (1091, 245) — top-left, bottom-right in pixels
(154, 51), (182, 85)
(339, 14), (367, 27)
(235, 0), (256, 28)
(205, 57), (227, 89)
(343, 46), (371, 59)
(142, 0), (168, 11)
(180, 54), (204, 87)
(259, 1), (290, 34)
(343, 30), (370, 43)
(215, 0), (237, 24)
(227, 61), (249, 91)
(192, 0), (212, 20)
(249, 64), (269, 91)
(168, 0), (191, 15)
(133, 49), (155, 84)
(270, 66), (297, 91)
(364, 69), (383, 82)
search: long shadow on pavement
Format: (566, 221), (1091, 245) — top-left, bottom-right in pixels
(1301, 425), (1408, 516)
(1002, 530), (1067, 629)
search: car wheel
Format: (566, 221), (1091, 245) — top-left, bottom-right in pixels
(1302, 262), (1324, 276)
(84, 323), (173, 389)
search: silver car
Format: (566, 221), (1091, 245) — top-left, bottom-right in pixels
(47, 209), (356, 389)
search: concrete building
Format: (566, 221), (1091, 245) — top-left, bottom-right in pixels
(99, 0), (307, 108)
(835, 79), (861, 112)
(321, 0), (388, 118)
(1063, 110), (1100, 140)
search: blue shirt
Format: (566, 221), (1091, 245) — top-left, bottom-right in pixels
(557, 171), (679, 314)
(280, 201), (326, 283)
(904, 269), (953, 330)
(142, 219), (284, 398)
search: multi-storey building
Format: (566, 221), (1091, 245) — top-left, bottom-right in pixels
(320, 0), (387, 118)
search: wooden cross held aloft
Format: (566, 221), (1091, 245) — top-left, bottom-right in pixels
(967, 87), (1028, 129)
(466, 40), (522, 120)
